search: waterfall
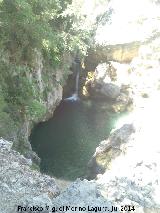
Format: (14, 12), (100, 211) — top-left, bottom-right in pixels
(64, 55), (80, 102)
(75, 66), (80, 95)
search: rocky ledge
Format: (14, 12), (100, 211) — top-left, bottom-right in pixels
(0, 138), (59, 213)
(1, 114), (160, 213)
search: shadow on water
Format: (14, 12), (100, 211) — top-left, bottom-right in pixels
(30, 100), (120, 181)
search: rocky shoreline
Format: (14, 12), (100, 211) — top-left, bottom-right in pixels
(1, 111), (160, 213)
(1, 1), (160, 212)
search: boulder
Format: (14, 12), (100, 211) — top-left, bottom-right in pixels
(87, 124), (135, 179)
(100, 83), (120, 99)
(83, 62), (133, 108)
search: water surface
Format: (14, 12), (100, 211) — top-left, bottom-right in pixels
(30, 100), (120, 180)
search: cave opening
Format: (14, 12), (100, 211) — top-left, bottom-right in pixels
(30, 99), (121, 181)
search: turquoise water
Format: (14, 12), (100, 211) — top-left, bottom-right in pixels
(30, 100), (120, 180)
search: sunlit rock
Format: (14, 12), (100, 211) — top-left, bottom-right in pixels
(112, 93), (133, 113)
(83, 62), (133, 112)
(87, 124), (135, 178)
(85, 42), (140, 71)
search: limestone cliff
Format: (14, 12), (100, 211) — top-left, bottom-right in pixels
(14, 52), (73, 164)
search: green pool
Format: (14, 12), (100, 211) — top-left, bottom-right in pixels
(30, 100), (120, 180)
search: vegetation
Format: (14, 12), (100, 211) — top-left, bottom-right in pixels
(0, 0), (93, 138)
(0, 0), (112, 147)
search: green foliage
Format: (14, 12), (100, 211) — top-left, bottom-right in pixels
(0, 0), (107, 145)
(0, 86), (17, 139)
(26, 100), (46, 121)
(0, 0), (61, 64)
(0, 50), (45, 123)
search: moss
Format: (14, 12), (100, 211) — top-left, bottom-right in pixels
(30, 163), (40, 172)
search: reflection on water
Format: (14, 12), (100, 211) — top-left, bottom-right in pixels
(30, 100), (120, 180)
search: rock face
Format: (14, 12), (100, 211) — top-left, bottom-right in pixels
(87, 35), (160, 180)
(85, 33), (160, 73)
(87, 124), (135, 179)
(1, 119), (160, 213)
(1, 1), (160, 212)
(13, 51), (72, 164)
(83, 33), (160, 113)
(83, 62), (133, 112)
(53, 179), (115, 212)
(85, 42), (141, 72)
(2, 48), (160, 211)
(85, 0), (160, 71)
(0, 138), (59, 213)
(1, 75), (160, 213)
(53, 178), (160, 213)
(83, 0), (160, 113)
(85, 119), (160, 212)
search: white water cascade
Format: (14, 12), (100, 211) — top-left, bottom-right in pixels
(64, 56), (81, 102)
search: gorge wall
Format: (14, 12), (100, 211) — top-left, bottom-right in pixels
(0, 48), (73, 165)
(1, 0), (160, 212)
(13, 52), (72, 164)
(0, 0), (111, 163)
